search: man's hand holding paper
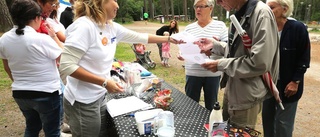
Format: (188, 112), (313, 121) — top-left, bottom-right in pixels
(192, 37), (221, 72)
(201, 59), (219, 73)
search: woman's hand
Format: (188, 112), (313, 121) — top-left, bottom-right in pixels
(169, 36), (185, 44)
(45, 23), (56, 38)
(105, 80), (124, 93)
(177, 53), (184, 61)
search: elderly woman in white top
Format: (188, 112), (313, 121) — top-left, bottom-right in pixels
(177, 0), (228, 111)
(58, 0), (179, 136)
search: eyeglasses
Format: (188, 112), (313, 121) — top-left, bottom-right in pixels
(193, 5), (210, 9)
(51, 3), (57, 7)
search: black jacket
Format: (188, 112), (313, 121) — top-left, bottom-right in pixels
(278, 19), (310, 102)
(156, 25), (174, 36)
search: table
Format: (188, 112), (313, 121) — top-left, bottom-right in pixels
(105, 82), (210, 137)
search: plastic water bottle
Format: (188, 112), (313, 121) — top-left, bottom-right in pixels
(208, 102), (223, 137)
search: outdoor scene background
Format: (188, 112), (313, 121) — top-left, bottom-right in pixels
(0, 0), (320, 136)
(1, 0), (320, 32)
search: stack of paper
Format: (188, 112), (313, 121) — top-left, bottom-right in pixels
(106, 96), (153, 117)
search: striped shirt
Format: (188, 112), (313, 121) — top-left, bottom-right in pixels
(184, 20), (228, 77)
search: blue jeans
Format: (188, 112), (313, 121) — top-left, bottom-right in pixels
(262, 97), (298, 137)
(60, 80), (65, 125)
(14, 95), (61, 137)
(185, 75), (220, 110)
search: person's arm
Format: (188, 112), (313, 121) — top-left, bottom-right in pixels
(46, 24), (64, 49)
(59, 46), (123, 93)
(2, 59), (13, 81)
(147, 34), (170, 43)
(291, 23), (311, 82)
(218, 13), (279, 78)
(116, 23), (173, 44)
(195, 38), (226, 56)
(56, 31), (66, 43)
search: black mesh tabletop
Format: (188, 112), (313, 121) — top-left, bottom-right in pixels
(106, 82), (210, 137)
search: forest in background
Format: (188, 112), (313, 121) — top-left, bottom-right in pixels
(1, 0), (320, 32)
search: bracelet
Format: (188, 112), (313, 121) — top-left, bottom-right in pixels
(102, 79), (108, 88)
(167, 36), (170, 42)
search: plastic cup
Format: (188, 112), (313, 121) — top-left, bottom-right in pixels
(153, 111), (175, 136)
(156, 127), (175, 137)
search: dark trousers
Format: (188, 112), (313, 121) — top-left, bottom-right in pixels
(157, 43), (163, 61)
(262, 97), (298, 137)
(185, 75), (220, 110)
(14, 95), (61, 137)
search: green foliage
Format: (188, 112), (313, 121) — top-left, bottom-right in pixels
(311, 12), (320, 22)
(310, 28), (320, 33)
(0, 60), (11, 89)
(115, 43), (136, 61)
(116, 0), (143, 21)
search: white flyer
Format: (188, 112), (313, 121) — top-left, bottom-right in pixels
(171, 31), (209, 64)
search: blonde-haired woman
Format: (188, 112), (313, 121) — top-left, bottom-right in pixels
(59, 0), (178, 136)
(264, 0), (310, 136)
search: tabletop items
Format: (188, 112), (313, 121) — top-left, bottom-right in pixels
(108, 82), (211, 137)
(208, 102), (223, 137)
(153, 111), (175, 137)
(153, 89), (173, 110)
(134, 109), (163, 135)
(107, 62), (212, 136)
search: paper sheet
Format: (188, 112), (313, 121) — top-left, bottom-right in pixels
(106, 96), (153, 118)
(171, 32), (209, 64)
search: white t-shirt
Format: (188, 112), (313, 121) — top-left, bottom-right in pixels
(46, 18), (66, 34)
(0, 26), (62, 92)
(64, 17), (148, 104)
(184, 20), (228, 77)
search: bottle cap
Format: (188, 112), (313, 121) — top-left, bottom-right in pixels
(213, 102), (221, 110)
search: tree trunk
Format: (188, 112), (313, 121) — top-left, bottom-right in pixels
(160, 0), (166, 21)
(183, 0), (187, 22)
(143, 0), (148, 13)
(170, 0), (174, 20)
(165, 0), (169, 20)
(0, 0), (13, 32)
(148, 0), (154, 20)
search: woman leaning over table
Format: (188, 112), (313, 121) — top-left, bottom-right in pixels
(0, 0), (63, 136)
(156, 20), (179, 61)
(263, 0), (310, 137)
(58, 0), (179, 136)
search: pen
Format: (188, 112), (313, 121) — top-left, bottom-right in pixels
(124, 113), (135, 117)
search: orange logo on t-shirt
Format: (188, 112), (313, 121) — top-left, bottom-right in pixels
(102, 37), (108, 46)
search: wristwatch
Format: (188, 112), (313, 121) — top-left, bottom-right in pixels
(294, 80), (300, 84)
(102, 79), (108, 88)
